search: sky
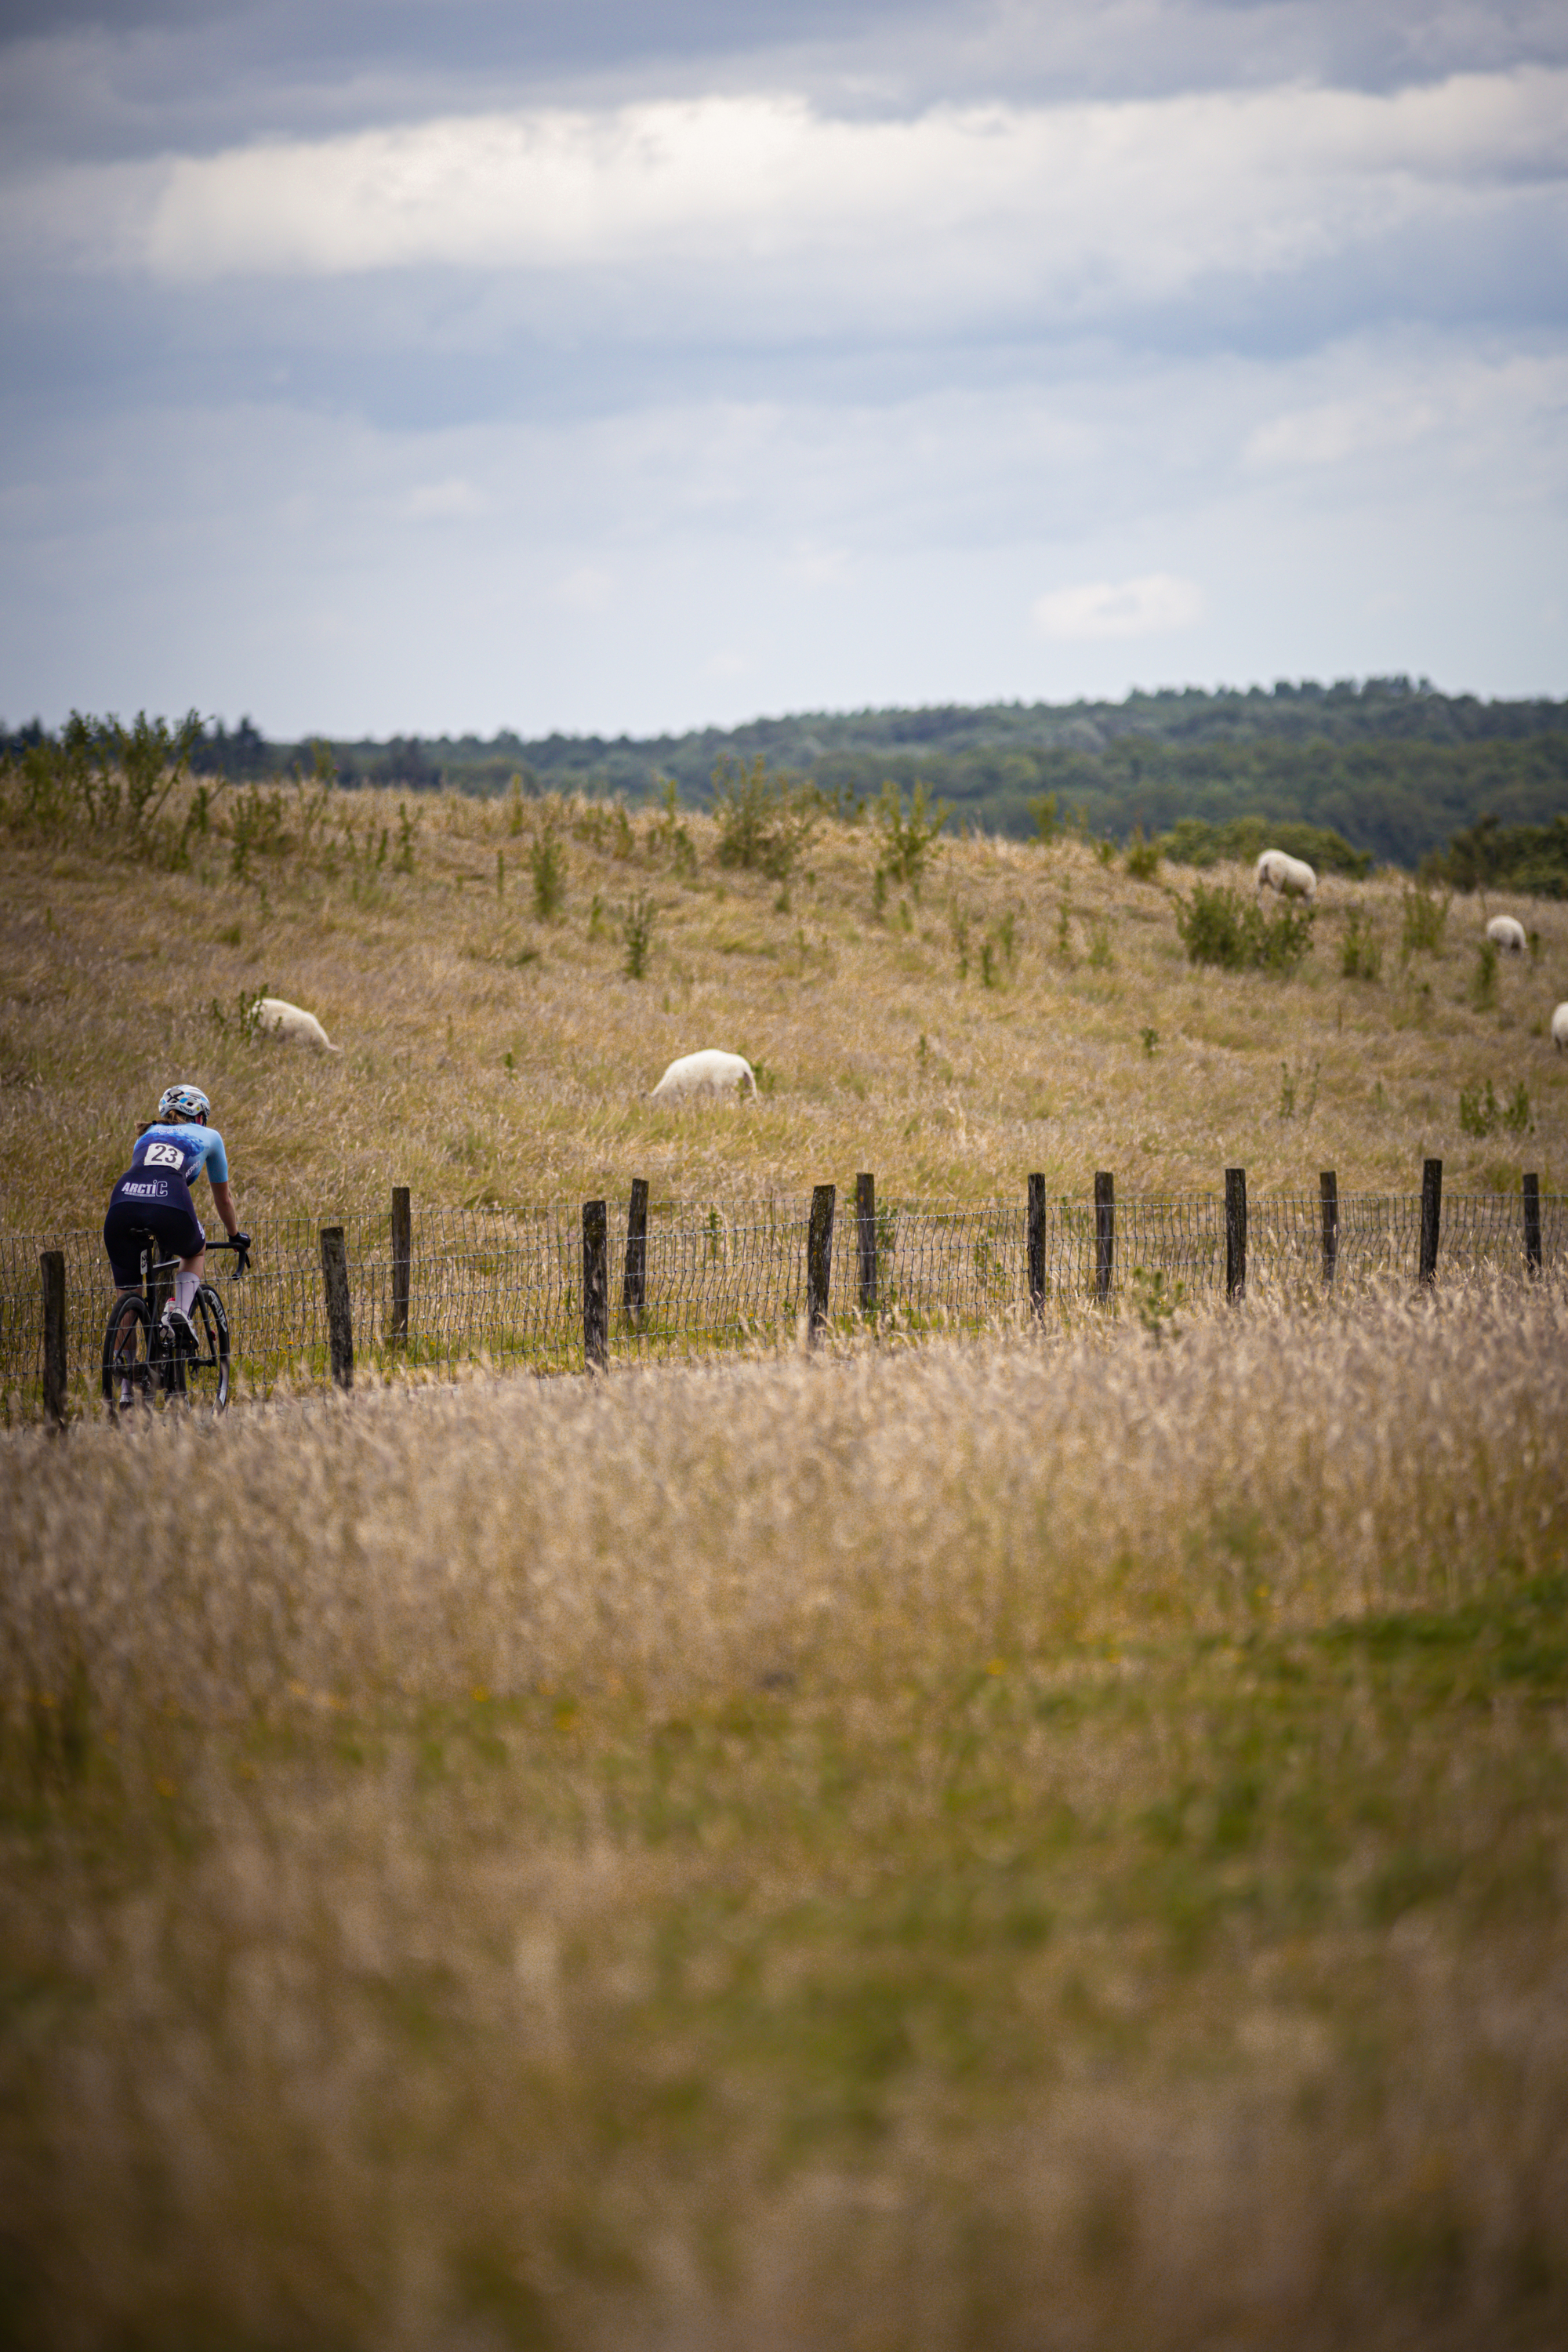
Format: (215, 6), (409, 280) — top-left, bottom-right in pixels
(1, 0), (1566, 739)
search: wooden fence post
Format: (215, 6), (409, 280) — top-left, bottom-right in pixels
(622, 1178), (648, 1319)
(1419, 1158), (1442, 1287)
(1027, 1173), (1047, 1316)
(39, 1250), (67, 1425)
(1319, 1171), (1338, 1287)
(1225, 1167), (1247, 1303)
(1094, 1171), (1115, 1302)
(319, 1225), (354, 1389)
(1523, 1171), (1541, 1278)
(390, 1185), (411, 1345)
(808, 1184), (836, 1342)
(583, 1200), (608, 1369)
(856, 1174), (877, 1313)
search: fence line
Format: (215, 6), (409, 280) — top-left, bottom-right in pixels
(2, 1176), (1562, 1417)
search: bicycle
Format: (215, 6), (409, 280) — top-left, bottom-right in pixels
(101, 1232), (249, 1416)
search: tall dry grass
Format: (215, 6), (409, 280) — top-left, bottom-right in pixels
(4, 1280), (1566, 2347)
(2, 785), (1564, 1232)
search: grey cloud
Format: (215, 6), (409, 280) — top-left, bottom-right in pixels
(2, 0), (1564, 731)
(5, 2), (1567, 172)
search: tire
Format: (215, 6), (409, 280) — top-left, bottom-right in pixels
(102, 1291), (153, 1415)
(180, 1283), (230, 1412)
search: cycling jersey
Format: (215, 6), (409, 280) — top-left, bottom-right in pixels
(130, 1122), (230, 1189)
(104, 1168), (205, 1287)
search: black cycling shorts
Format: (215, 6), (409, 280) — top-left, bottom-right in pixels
(104, 1169), (205, 1287)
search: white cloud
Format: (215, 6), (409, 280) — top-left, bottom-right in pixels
(1244, 396), (1436, 470)
(1032, 574), (1205, 641)
(555, 563), (615, 612)
(404, 476), (485, 519)
(1243, 350), (1568, 479)
(8, 66), (1563, 345)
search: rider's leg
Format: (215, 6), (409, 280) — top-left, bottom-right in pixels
(173, 1244), (206, 1317)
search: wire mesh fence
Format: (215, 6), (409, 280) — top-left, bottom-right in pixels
(2, 1179), (1562, 1419)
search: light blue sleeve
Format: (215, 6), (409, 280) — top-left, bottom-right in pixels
(204, 1129), (230, 1185)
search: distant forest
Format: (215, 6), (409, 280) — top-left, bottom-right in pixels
(7, 676), (1567, 881)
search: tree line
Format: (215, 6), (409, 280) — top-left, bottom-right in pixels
(5, 678), (1566, 879)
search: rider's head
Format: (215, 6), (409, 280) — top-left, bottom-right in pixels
(157, 1083), (211, 1126)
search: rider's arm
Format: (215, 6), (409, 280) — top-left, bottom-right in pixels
(210, 1178), (240, 1240)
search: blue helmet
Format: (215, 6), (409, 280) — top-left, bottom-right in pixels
(157, 1083), (211, 1124)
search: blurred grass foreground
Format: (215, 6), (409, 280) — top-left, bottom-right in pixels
(3, 1276), (1567, 2347)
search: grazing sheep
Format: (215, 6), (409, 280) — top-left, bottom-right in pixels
(1255, 849), (1317, 902)
(1553, 1003), (1568, 1052)
(253, 996), (343, 1052)
(1486, 915), (1526, 955)
(651, 1049), (757, 1102)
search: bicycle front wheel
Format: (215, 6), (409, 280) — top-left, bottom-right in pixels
(102, 1292), (153, 1415)
(177, 1284), (230, 1411)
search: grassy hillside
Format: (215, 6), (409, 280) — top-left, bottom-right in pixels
(5, 767), (1568, 2349)
(2, 777), (1565, 1237)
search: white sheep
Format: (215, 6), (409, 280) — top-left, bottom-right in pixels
(1553, 1003), (1568, 1052)
(1254, 849), (1317, 902)
(252, 996), (343, 1052)
(651, 1049), (757, 1102)
(1486, 915), (1526, 955)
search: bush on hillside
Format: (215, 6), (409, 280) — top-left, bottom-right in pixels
(1401, 882), (1450, 956)
(875, 778), (953, 890)
(1158, 815), (1371, 877)
(711, 754), (817, 880)
(1424, 811), (1568, 898)
(1174, 882), (1316, 974)
(1, 710), (204, 862)
(1340, 908), (1382, 980)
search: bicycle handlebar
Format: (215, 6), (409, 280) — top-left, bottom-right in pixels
(128, 1229), (252, 1277)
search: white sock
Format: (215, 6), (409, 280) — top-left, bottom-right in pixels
(173, 1270), (201, 1315)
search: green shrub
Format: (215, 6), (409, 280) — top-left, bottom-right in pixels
(648, 778), (697, 877)
(1123, 827), (1160, 881)
(1341, 908), (1382, 980)
(947, 900), (971, 980)
(621, 895), (655, 979)
(1174, 882), (1315, 975)
(1159, 815), (1370, 877)
(875, 779), (951, 891)
(1428, 810), (1568, 898)
(712, 755), (816, 880)
(2, 709), (205, 861)
(1459, 1079), (1532, 1138)
(1469, 938), (1498, 1011)
(1401, 883), (1450, 956)
(530, 825), (565, 918)
(1026, 791), (1060, 844)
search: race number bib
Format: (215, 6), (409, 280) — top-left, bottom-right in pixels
(143, 1142), (185, 1169)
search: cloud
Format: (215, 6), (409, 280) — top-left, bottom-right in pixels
(1032, 574), (1205, 641)
(404, 475), (485, 518)
(1242, 350), (1568, 477)
(9, 65), (1561, 353)
(555, 562), (615, 611)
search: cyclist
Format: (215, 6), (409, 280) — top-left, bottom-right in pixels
(103, 1084), (249, 1352)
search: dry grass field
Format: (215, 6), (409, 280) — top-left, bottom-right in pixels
(1, 779), (1564, 1229)
(2, 778), (1567, 2347)
(2, 1288), (1567, 2347)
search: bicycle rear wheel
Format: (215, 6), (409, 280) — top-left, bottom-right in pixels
(176, 1283), (230, 1411)
(102, 1292), (153, 1415)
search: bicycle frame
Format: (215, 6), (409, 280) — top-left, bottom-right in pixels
(104, 1232), (246, 1412)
